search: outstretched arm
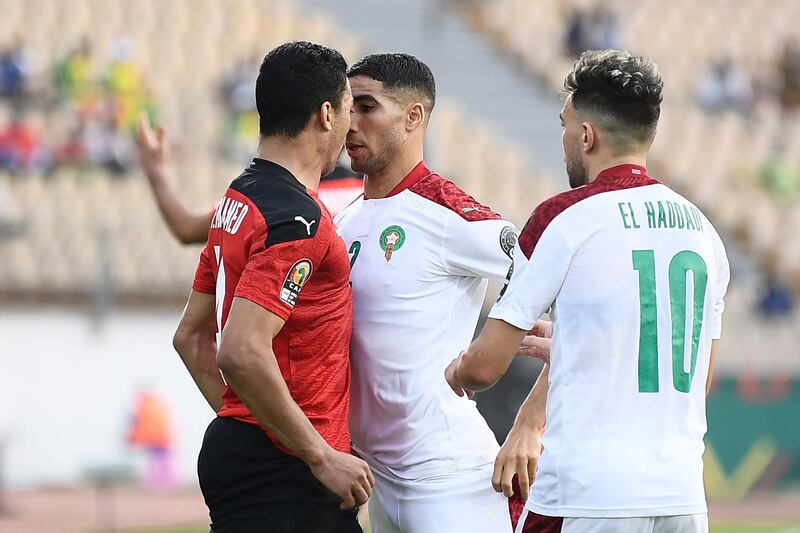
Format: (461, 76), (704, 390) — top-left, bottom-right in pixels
(445, 318), (528, 394)
(136, 114), (213, 244)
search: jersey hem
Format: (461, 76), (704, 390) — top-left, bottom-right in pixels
(233, 292), (292, 321)
(528, 501), (708, 518)
(354, 447), (497, 481)
(191, 282), (215, 295)
(487, 310), (534, 332)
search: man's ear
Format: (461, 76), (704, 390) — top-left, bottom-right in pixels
(406, 102), (426, 132)
(319, 101), (334, 132)
(582, 121), (596, 153)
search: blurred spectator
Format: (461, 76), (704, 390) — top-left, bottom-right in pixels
(698, 57), (754, 115)
(127, 390), (177, 491)
(53, 40), (96, 104)
(564, 9), (588, 59)
(219, 57), (258, 161)
(564, 6), (621, 59)
(758, 263), (796, 318)
(104, 38), (156, 132)
(779, 39), (800, 110)
(0, 109), (51, 175)
(83, 111), (136, 176)
(0, 48), (25, 101)
(759, 140), (800, 203)
(0, 41), (45, 108)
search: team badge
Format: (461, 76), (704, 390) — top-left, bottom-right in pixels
(500, 226), (518, 259)
(280, 259), (313, 307)
(379, 225), (406, 262)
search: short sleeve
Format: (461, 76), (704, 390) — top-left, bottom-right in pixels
(234, 227), (328, 321)
(710, 234), (731, 340)
(192, 245), (216, 294)
(442, 217), (517, 282)
(489, 218), (573, 331)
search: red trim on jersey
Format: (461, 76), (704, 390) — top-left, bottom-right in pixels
(409, 167), (503, 222)
(518, 165), (659, 259)
(371, 160), (432, 199)
(519, 511), (564, 532)
(508, 477), (526, 529)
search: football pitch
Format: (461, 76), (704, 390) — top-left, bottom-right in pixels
(126, 523), (800, 533)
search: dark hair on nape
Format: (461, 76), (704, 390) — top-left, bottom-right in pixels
(564, 49), (663, 147)
(347, 53), (436, 113)
(255, 41), (348, 138)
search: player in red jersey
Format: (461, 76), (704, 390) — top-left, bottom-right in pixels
(172, 41), (373, 533)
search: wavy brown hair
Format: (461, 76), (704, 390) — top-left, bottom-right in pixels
(564, 50), (663, 149)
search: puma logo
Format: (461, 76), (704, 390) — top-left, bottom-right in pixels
(462, 206), (484, 213)
(294, 216), (316, 235)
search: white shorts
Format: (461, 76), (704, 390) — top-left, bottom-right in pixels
(368, 463), (513, 533)
(515, 509), (708, 533)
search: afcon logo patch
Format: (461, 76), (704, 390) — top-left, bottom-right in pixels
(500, 226), (518, 259)
(379, 225), (406, 262)
(280, 259), (313, 307)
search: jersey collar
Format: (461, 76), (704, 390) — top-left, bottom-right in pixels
(594, 164), (650, 182)
(366, 161), (431, 200)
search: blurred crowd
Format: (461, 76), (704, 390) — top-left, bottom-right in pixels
(218, 55), (260, 162)
(0, 38), (156, 177)
(563, 6), (800, 118)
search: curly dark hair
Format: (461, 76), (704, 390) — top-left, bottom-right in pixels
(256, 41), (348, 138)
(348, 53), (436, 114)
(564, 50), (663, 147)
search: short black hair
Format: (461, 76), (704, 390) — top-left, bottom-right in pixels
(255, 41), (348, 138)
(564, 49), (663, 147)
(347, 53), (436, 113)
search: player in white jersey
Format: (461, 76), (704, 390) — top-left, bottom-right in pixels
(336, 53), (517, 532)
(446, 50), (730, 533)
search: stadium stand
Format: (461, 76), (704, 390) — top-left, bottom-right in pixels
(0, 0), (549, 301)
(466, 0), (800, 370)
(474, 0), (800, 295)
(0, 0), (796, 373)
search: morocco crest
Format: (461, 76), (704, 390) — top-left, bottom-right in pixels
(379, 225), (406, 262)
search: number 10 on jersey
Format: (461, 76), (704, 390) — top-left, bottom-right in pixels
(632, 249), (708, 394)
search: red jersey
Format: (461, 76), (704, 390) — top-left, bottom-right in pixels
(192, 158), (354, 454)
(317, 164), (363, 216)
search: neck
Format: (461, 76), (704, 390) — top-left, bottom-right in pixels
(364, 143), (424, 199)
(255, 135), (323, 191)
(587, 153), (648, 183)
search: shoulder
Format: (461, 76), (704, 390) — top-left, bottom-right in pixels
(408, 173), (503, 222)
(230, 168), (323, 248)
(518, 177), (657, 257)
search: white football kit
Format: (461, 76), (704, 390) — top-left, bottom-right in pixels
(335, 161), (518, 533)
(489, 165), (730, 531)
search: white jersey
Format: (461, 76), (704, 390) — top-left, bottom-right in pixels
(335, 161), (517, 479)
(490, 165), (730, 518)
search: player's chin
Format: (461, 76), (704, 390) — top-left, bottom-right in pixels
(348, 155), (367, 174)
(321, 162), (337, 178)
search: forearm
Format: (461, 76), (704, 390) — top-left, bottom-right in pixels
(221, 347), (330, 466)
(174, 330), (226, 412)
(146, 169), (210, 244)
(510, 364), (549, 434)
(458, 343), (506, 392)
(456, 319), (527, 391)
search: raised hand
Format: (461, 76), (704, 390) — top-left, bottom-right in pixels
(135, 112), (168, 182)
